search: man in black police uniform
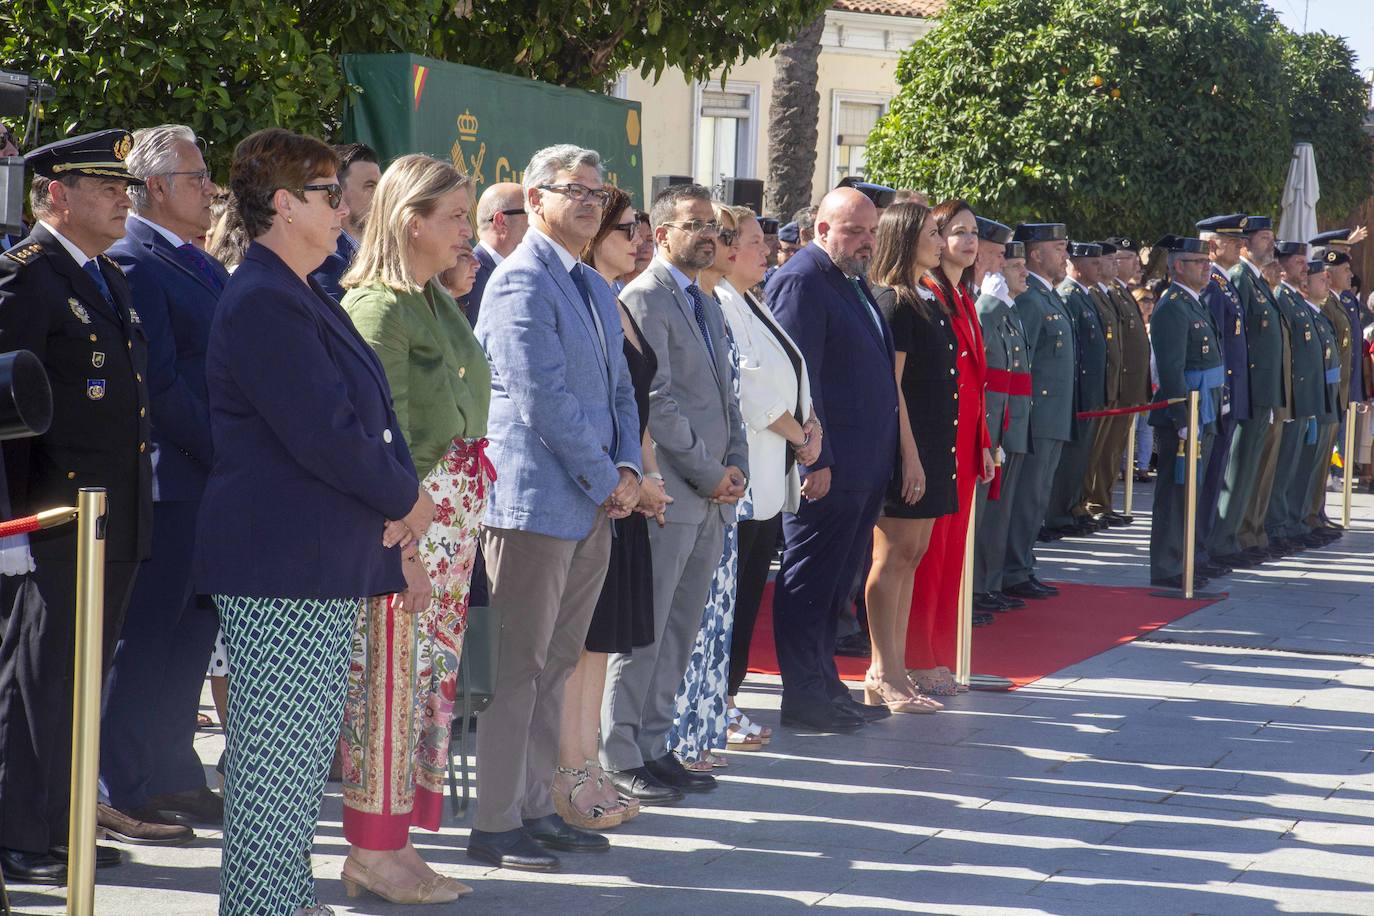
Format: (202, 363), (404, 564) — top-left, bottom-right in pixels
(0, 129), (155, 883)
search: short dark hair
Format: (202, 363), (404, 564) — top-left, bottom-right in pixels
(793, 206), (818, 234)
(649, 183), (711, 231)
(232, 128), (340, 238)
(333, 142), (379, 184)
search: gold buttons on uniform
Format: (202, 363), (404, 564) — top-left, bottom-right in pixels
(140, 407), (146, 417)
(67, 471), (76, 480)
(136, 373), (143, 383)
(89, 334), (98, 343)
(139, 443), (146, 453)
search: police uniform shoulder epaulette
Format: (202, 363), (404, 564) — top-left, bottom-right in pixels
(99, 253), (124, 274)
(3, 243), (42, 264)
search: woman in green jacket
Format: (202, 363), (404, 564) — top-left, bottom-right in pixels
(338, 154), (492, 905)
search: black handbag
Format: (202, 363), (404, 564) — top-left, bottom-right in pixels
(446, 602), (501, 818)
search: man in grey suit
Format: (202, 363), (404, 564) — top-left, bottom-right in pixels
(469, 145), (642, 871)
(604, 183), (748, 803)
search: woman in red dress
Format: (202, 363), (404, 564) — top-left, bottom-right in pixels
(906, 199), (995, 695)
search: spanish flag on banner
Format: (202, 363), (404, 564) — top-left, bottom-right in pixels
(412, 64), (428, 110)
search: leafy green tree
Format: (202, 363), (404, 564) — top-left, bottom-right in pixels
(866, 0), (1310, 239)
(2, 0), (831, 177)
(1280, 30), (1374, 224)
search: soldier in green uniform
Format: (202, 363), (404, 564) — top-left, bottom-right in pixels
(0, 130), (152, 882)
(972, 234), (1032, 611)
(1296, 258), (1345, 543)
(1214, 217), (1286, 562)
(1081, 240), (1127, 525)
(1105, 237), (1154, 503)
(1147, 236), (1225, 589)
(1002, 223), (1072, 601)
(1047, 242), (1107, 535)
(1264, 240), (1326, 551)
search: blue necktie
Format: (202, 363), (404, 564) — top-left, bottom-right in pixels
(569, 263), (617, 455)
(83, 258), (114, 306)
(685, 283), (716, 362)
(177, 242), (224, 291)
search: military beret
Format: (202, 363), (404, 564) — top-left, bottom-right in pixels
(975, 216), (1014, 245)
(758, 217), (780, 236)
(1013, 222), (1067, 243)
(1274, 240), (1308, 259)
(1068, 241), (1103, 258)
(777, 222), (800, 244)
(1309, 228), (1353, 248)
(1306, 258), (1327, 275)
(1195, 213), (1248, 235)
(1104, 236), (1139, 252)
(836, 177), (896, 209)
(1238, 215), (1272, 234)
(24, 128), (143, 185)
(1324, 249), (1351, 266)
(1004, 241), (1025, 260)
(1094, 240), (1118, 255)
(1154, 234), (1207, 254)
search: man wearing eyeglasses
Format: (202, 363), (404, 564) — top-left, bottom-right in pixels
(0, 129), (154, 884)
(604, 182), (747, 801)
(101, 124), (229, 845)
(470, 182), (528, 327)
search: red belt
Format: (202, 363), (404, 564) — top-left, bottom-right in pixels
(454, 437), (498, 499)
(985, 368), (1031, 396)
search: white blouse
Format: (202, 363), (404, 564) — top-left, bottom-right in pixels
(716, 279), (812, 520)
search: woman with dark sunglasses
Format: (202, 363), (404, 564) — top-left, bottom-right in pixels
(194, 128), (434, 916)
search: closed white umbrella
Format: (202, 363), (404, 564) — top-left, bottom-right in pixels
(1278, 142), (1320, 245)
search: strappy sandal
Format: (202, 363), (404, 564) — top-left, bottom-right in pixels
(935, 665), (970, 694)
(586, 759), (638, 822)
(553, 765), (625, 830)
(724, 723), (764, 752)
(728, 707), (772, 744)
(909, 668), (959, 697)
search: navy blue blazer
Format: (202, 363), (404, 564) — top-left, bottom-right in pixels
(194, 243), (419, 599)
(108, 218), (228, 501)
(309, 231), (357, 302)
(467, 242), (498, 327)
(765, 243), (898, 494)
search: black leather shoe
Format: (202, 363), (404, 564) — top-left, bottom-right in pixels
(0, 847), (67, 884)
(833, 631), (872, 658)
(1150, 574), (1209, 590)
(1197, 561), (1231, 578)
(1242, 547), (1270, 564)
(48, 844), (122, 869)
(1002, 581), (1049, 600)
(996, 592), (1026, 609)
(780, 702), (864, 732)
(645, 754), (716, 792)
(1212, 552), (1256, 569)
(1036, 527), (1062, 542)
(523, 814), (610, 853)
(835, 695), (891, 722)
(467, 828), (560, 871)
(1027, 576), (1059, 596)
(973, 611), (995, 627)
(147, 786), (224, 827)
(973, 592), (1005, 611)
(605, 766), (682, 805)
(1103, 512), (1131, 527)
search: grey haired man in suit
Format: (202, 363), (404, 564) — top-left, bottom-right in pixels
(604, 183), (748, 803)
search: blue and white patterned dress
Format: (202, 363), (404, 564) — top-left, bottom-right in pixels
(669, 327), (754, 762)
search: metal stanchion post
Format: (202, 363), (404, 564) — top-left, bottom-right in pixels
(1343, 401), (1357, 529)
(66, 488), (106, 916)
(954, 505), (973, 688)
(1124, 414), (1137, 517)
(1182, 391), (1198, 600)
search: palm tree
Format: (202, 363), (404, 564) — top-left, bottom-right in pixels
(764, 12), (825, 220)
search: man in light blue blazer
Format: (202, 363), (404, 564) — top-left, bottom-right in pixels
(470, 145), (641, 872)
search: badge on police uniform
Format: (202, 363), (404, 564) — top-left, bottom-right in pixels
(128, 307), (142, 324)
(69, 298), (91, 324)
(87, 379), (106, 400)
(91, 351), (105, 368)
(1305, 330), (1312, 341)
(1235, 318), (1241, 336)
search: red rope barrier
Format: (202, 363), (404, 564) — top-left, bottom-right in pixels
(1076, 397), (1185, 420)
(0, 515), (41, 538)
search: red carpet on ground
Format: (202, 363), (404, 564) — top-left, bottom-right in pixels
(747, 581), (1221, 688)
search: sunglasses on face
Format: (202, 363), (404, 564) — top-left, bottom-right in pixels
(717, 228), (739, 246)
(611, 221), (637, 242)
(300, 182), (343, 209)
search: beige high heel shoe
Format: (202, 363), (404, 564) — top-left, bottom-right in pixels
(864, 675), (941, 714)
(340, 858), (462, 904)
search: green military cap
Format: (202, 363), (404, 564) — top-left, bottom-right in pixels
(1004, 241), (1025, 260)
(976, 216), (1014, 245)
(1273, 240), (1307, 259)
(1013, 222), (1067, 243)
(1067, 241), (1103, 258)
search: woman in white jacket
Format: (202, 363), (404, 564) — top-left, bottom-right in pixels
(715, 206), (820, 746)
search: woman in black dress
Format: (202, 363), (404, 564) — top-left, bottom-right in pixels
(554, 187), (671, 830)
(861, 201), (951, 714)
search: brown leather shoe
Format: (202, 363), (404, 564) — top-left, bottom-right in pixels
(146, 786), (224, 827)
(97, 803), (194, 846)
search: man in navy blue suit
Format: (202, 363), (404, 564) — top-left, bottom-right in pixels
(309, 142), (378, 301)
(470, 181), (528, 327)
(101, 124), (229, 840)
(766, 187), (898, 732)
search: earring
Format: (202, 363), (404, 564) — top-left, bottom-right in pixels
(287, 216), (293, 224)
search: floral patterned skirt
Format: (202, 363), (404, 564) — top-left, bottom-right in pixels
(340, 437), (491, 848)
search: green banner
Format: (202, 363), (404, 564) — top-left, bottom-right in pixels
(341, 53), (644, 206)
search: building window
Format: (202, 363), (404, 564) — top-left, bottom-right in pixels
(694, 84), (757, 190)
(832, 97), (887, 186)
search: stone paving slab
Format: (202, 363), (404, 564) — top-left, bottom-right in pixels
(8, 485), (1374, 914)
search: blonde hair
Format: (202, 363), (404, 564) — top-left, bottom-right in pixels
(710, 201), (740, 232)
(727, 205), (757, 230)
(343, 153), (471, 293)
